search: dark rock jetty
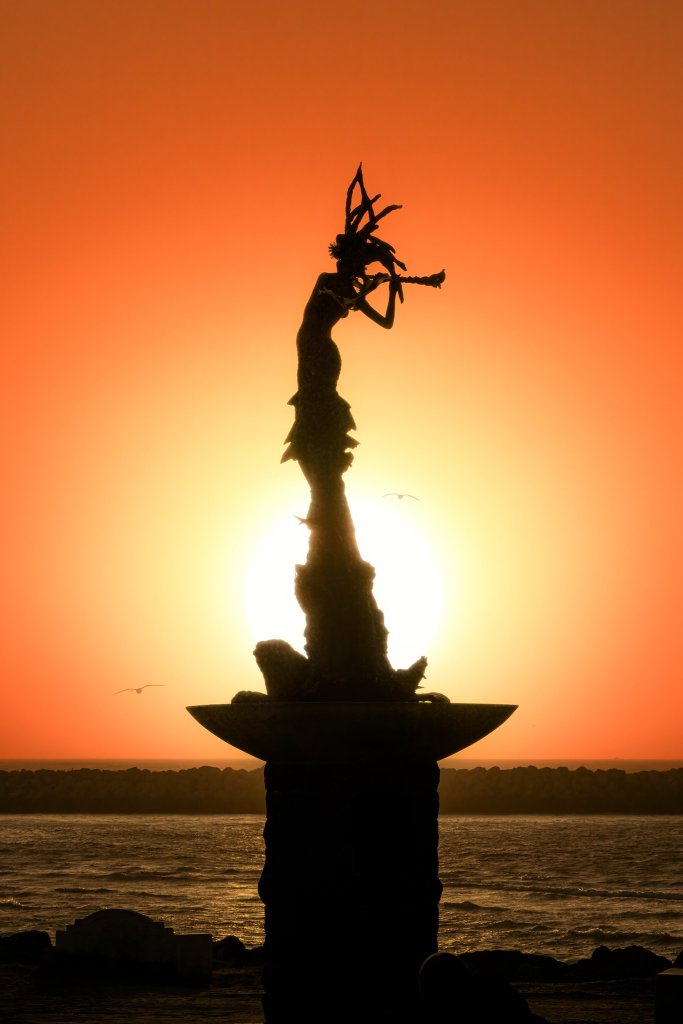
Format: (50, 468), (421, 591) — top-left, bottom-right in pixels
(0, 765), (680, 814)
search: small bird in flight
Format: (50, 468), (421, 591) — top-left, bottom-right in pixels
(382, 492), (420, 501)
(113, 685), (166, 695)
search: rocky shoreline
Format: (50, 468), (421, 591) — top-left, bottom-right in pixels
(1, 766), (681, 814)
(1, 927), (680, 1023)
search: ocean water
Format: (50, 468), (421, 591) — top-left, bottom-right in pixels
(1, 814), (681, 964)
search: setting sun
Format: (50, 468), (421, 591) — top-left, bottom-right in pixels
(245, 494), (444, 674)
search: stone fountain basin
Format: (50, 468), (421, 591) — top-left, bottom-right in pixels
(186, 701), (517, 764)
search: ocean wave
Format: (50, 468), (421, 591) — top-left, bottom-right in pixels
(491, 922), (553, 938)
(612, 908), (683, 922)
(97, 869), (245, 884)
(132, 890), (189, 900)
(0, 898), (25, 910)
(54, 887), (114, 895)
(446, 878), (683, 903)
(104, 868), (200, 881)
(567, 926), (683, 944)
(440, 900), (505, 913)
(485, 918), (521, 930)
(563, 887), (683, 902)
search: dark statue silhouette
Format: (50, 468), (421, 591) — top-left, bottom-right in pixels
(187, 167), (517, 1024)
(248, 165), (446, 702)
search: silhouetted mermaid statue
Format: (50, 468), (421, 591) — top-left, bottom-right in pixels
(249, 166), (447, 702)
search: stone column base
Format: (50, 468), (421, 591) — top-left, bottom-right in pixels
(259, 760), (441, 1023)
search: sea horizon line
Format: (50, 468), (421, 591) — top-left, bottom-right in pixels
(2, 757), (681, 773)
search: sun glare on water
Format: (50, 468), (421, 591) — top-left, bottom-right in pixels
(245, 496), (444, 670)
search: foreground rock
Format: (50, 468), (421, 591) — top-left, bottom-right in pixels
(420, 951), (549, 1022)
(567, 943), (672, 980)
(0, 928), (677, 1023)
(459, 944), (673, 983)
(460, 949), (569, 982)
(0, 929), (52, 963)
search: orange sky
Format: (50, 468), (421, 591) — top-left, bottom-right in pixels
(2, 0), (682, 761)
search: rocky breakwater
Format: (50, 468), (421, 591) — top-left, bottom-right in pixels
(0, 766), (266, 813)
(438, 765), (683, 813)
(1, 766), (681, 814)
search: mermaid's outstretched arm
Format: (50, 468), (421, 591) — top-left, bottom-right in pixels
(355, 276), (400, 329)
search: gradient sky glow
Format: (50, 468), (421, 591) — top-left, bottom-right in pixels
(2, 1), (682, 760)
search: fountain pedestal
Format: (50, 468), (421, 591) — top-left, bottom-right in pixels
(260, 759), (439, 1023)
(184, 168), (518, 1021)
(187, 701), (516, 1023)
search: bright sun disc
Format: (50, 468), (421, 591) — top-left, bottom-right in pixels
(245, 496), (443, 670)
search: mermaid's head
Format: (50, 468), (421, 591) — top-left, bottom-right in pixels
(329, 165), (406, 279)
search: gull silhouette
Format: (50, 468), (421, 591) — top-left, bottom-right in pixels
(382, 492), (420, 501)
(113, 685), (166, 695)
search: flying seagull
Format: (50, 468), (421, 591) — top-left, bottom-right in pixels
(382, 492), (420, 501)
(113, 685), (166, 695)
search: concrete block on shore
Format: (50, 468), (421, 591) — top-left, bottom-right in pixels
(56, 908), (212, 984)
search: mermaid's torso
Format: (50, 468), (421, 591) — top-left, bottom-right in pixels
(282, 272), (358, 477)
(295, 272), (349, 391)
